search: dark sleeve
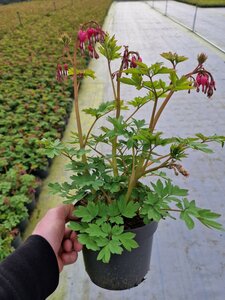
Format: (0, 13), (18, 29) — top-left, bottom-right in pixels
(0, 235), (59, 300)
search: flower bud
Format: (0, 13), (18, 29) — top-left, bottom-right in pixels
(197, 53), (208, 65)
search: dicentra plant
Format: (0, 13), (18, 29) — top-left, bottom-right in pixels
(43, 21), (224, 263)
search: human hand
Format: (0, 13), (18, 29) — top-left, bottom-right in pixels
(32, 204), (83, 272)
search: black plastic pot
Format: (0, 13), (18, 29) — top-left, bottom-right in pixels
(31, 168), (49, 179)
(82, 221), (158, 290)
(35, 186), (42, 200)
(18, 217), (29, 233)
(26, 196), (36, 214)
(11, 232), (22, 249)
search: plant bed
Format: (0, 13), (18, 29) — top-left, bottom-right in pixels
(0, 0), (113, 260)
(0, 226), (13, 261)
(0, 0), (113, 178)
(0, 167), (41, 259)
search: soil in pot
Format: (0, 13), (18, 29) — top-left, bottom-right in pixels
(82, 221), (158, 290)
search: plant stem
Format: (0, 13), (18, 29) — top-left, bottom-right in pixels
(142, 157), (171, 176)
(149, 97), (158, 130)
(143, 150), (153, 170)
(125, 100), (150, 123)
(111, 63), (124, 177)
(112, 140), (119, 176)
(84, 108), (114, 147)
(107, 60), (117, 100)
(144, 153), (171, 170)
(125, 146), (138, 202)
(116, 62), (124, 119)
(125, 106), (140, 123)
(118, 147), (129, 174)
(131, 68), (196, 190)
(151, 90), (174, 131)
(88, 144), (112, 165)
(73, 41), (84, 149)
(162, 208), (182, 212)
(101, 188), (112, 204)
(84, 118), (98, 147)
(73, 40), (87, 164)
(148, 73), (158, 131)
(61, 151), (74, 161)
(126, 91), (174, 201)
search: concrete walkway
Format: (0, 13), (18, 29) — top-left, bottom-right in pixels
(24, 1), (225, 299)
(151, 0), (225, 51)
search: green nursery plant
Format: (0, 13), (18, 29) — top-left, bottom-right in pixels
(0, 167), (42, 261)
(0, 166), (40, 197)
(0, 194), (29, 230)
(0, 226), (13, 261)
(44, 22), (225, 263)
(0, 0), (112, 178)
(0, 0), (112, 262)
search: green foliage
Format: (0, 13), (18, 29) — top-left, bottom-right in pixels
(70, 200), (139, 263)
(98, 34), (122, 61)
(68, 176), (224, 263)
(128, 96), (151, 108)
(140, 180), (188, 223)
(75, 202), (99, 222)
(120, 57), (192, 95)
(161, 52), (188, 66)
(139, 179), (223, 230)
(0, 0), (112, 174)
(195, 133), (225, 147)
(174, 136), (215, 153)
(0, 167), (40, 198)
(119, 75), (142, 90)
(169, 73), (193, 92)
(71, 174), (104, 190)
(0, 195), (29, 230)
(68, 68), (96, 80)
(178, 199), (223, 230)
(0, 226), (13, 261)
(117, 196), (139, 218)
(39, 139), (65, 159)
(83, 101), (115, 118)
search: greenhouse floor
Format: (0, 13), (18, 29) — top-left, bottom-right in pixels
(23, 1), (225, 299)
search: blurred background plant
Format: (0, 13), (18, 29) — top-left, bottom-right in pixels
(0, 0), (112, 260)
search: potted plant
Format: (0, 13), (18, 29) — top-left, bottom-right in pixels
(42, 22), (224, 290)
(0, 166), (41, 238)
(0, 194), (29, 229)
